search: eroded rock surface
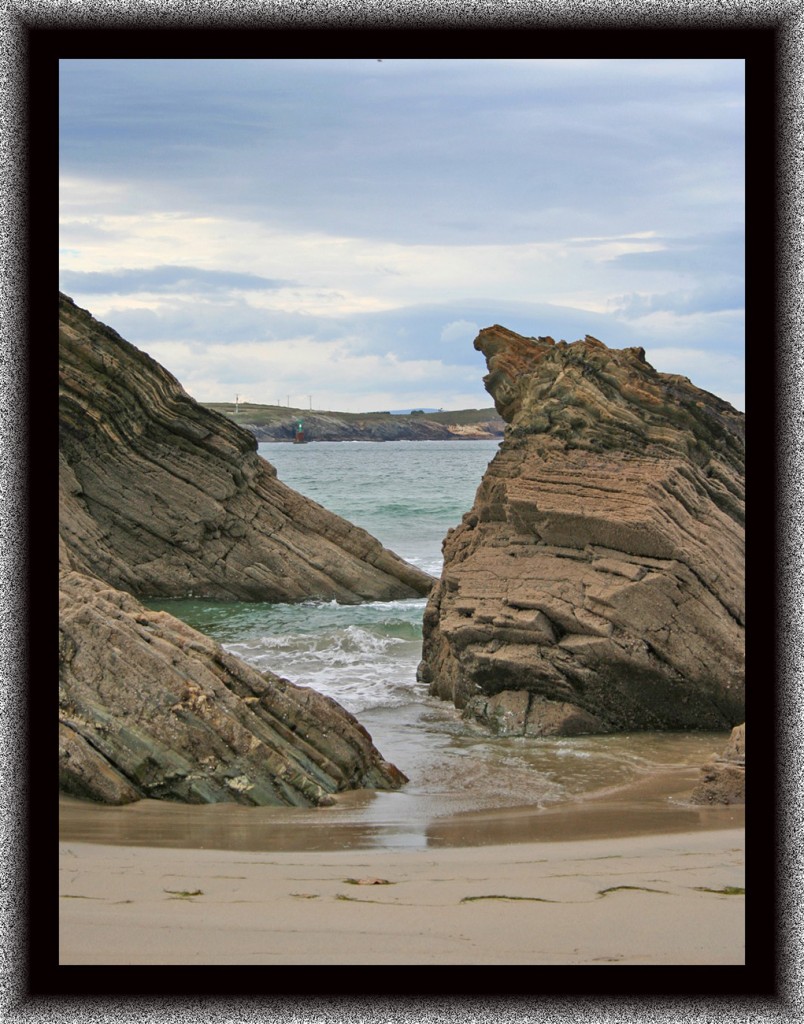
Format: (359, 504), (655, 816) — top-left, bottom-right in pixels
(419, 326), (745, 734)
(59, 571), (406, 806)
(59, 293), (433, 603)
(690, 724), (746, 804)
(58, 293), (423, 805)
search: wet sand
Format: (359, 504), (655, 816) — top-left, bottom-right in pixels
(59, 758), (742, 853)
(59, 766), (744, 965)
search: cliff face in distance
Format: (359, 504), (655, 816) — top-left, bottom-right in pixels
(58, 293), (426, 806)
(418, 326), (745, 736)
(59, 293), (433, 603)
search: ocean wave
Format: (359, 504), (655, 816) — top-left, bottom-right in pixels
(229, 625), (412, 659)
(223, 619), (425, 715)
(359, 598), (428, 611)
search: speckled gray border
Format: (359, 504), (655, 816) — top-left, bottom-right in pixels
(2, 1), (801, 1020)
(774, 5), (804, 1019)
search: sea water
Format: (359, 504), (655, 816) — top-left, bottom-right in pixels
(163, 439), (498, 712)
(67, 439), (742, 851)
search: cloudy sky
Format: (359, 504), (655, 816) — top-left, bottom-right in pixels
(58, 58), (745, 412)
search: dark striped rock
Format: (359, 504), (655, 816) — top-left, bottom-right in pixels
(59, 571), (406, 806)
(58, 293), (426, 805)
(59, 293), (433, 603)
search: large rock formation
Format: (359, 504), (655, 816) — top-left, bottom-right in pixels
(58, 293), (428, 805)
(418, 326), (745, 734)
(59, 571), (405, 806)
(59, 293), (433, 603)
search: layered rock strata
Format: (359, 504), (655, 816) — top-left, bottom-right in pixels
(59, 571), (405, 805)
(59, 293), (433, 603)
(419, 326), (745, 734)
(58, 294), (424, 804)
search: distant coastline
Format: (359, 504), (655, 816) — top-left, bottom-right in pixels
(202, 403), (506, 442)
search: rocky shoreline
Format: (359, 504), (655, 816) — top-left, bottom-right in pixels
(59, 571), (406, 806)
(690, 723), (745, 805)
(59, 294), (431, 806)
(60, 294), (433, 605)
(58, 300), (745, 809)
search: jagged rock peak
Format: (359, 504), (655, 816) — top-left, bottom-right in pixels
(474, 325), (743, 470)
(419, 325), (745, 735)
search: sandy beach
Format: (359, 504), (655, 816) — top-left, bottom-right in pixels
(59, 823), (744, 966)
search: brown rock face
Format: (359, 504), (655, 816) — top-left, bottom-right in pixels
(59, 571), (406, 806)
(58, 293), (424, 805)
(59, 293), (433, 603)
(690, 724), (746, 804)
(419, 326), (745, 734)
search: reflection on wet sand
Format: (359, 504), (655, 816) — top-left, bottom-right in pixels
(425, 796), (743, 848)
(59, 763), (743, 854)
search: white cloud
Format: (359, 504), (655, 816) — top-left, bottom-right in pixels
(58, 58), (745, 412)
(59, 189), (673, 320)
(144, 334), (483, 413)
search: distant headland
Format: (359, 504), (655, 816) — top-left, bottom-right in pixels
(201, 403), (505, 442)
